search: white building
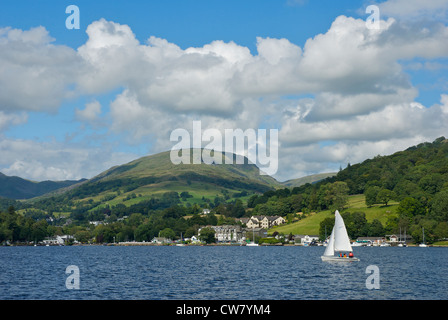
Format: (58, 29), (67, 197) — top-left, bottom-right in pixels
(294, 235), (319, 245)
(241, 215), (286, 229)
(42, 235), (75, 245)
(199, 225), (244, 242)
(151, 237), (170, 244)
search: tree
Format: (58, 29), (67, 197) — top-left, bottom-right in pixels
(430, 191), (448, 221)
(343, 212), (368, 239)
(134, 223), (152, 242)
(317, 181), (349, 211)
(376, 189), (396, 206)
(184, 226), (197, 238)
(188, 214), (206, 226)
(117, 225), (134, 242)
(206, 214), (218, 226)
(75, 230), (92, 243)
(418, 173), (444, 195)
(31, 219), (49, 242)
(199, 227), (215, 244)
(397, 197), (425, 220)
(410, 220), (437, 244)
(159, 227), (175, 240)
(328, 181), (349, 211)
(127, 213), (144, 227)
(289, 194), (303, 213)
(230, 199), (246, 218)
(364, 186), (380, 207)
(368, 219), (384, 236)
(319, 217), (335, 241)
(434, 222), (448, 240)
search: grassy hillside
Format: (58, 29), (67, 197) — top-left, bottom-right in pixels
(93, 149), (280, 186)
(50, 149), (282, 210)
(269, 194), (399, 236)
(4, 138), (448, 246)
(265, 137), (448, 244)
(282, 172), (337, 188)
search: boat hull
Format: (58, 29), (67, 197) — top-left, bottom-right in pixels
(321, 255), (360, 262)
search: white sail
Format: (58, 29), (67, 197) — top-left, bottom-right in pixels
(333, 210), (353, 252)
(321, 210), (359, 262)
(323, 227), (335, 256)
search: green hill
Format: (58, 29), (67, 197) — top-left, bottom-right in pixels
(266, 136), (448, 244)
(61, 149), (282, 207)
(269, 194), (399, 236)
(0, 172), (84, 200)
(282, 172), (337, 187)
(4, 137), (448, 245)
(327, 136), (448, 196)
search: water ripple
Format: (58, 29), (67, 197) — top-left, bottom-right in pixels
(0, 246), (447, 300)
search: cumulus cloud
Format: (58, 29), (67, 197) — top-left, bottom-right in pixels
(0, 112), (28, 131)
(0, 137), (137, 181)
(0, 26), (82, 112)
(1, 13), (448, 181)
(280, 97), (447, 146)
(377, 0), (448, 20)
(75, 100), (102, 123)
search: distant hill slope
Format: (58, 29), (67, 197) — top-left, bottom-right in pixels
(269, 136), (448, 242)
(325, 136), (448, 196)
(63, 149), (283, 204)
(0, 172), (84, 200)
(282, 172), (337, 187)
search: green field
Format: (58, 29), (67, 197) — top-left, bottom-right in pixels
(269, 194), (399, 236)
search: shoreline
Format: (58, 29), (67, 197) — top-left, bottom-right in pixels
(3, 241), (448, 247)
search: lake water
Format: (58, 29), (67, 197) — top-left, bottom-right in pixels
(0, 245), (447, 300)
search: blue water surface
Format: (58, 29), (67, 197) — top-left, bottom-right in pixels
(0, 245), (446, 300)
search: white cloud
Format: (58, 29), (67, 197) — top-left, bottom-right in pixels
(0, 26), (81, 112)
(280, 96), (448, 146)
(377, 0), (448, 20)
(4, 16), (445, 121)
(1, 14), (448, 181)
(0, 137), (137, 181)
(75, 100), (102, 123)
(0, 112), (28, 131)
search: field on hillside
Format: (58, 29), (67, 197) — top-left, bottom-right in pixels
(269, 194), (399, 236)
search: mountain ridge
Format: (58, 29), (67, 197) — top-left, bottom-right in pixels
(0, 172), (85, 200)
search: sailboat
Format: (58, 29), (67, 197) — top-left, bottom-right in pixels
(321, 210), (360, 262)
(398, 227), (408, 247)
(246, 228), (259, 246)
(419, 227), (428, 247)
(176, 232), (186, 246)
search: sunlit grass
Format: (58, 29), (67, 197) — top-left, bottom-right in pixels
(269, 194), (399, 235)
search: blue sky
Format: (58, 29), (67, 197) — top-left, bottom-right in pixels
(1, 1), (355, 49)
(0, 0), (448, 181)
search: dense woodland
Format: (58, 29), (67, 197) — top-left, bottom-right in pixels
(1, 137), (448, 245)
